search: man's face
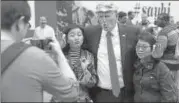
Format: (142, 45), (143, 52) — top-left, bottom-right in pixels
(119, 16), (127, 24)
(129, 12), (135, 20)
(156, 15), (166, 28)
(40, 17), (47, 28)
(97, 11), (117, 31)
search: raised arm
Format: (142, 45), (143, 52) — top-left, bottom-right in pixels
(152, 34), (168, 59)
(27, 46), (79, 102)
(39, 39), (79, 102)
(41, 53), (79, 102)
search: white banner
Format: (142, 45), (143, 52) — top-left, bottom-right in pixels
(80, 1), (179, 24)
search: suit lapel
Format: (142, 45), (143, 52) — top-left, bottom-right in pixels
(93, 26), (102, 56)
(118, 24), (127, 68)
(92, 25), (102, 71)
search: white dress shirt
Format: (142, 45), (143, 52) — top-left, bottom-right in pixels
(33, 25), (56, 40)
(97, 23), (124, 90)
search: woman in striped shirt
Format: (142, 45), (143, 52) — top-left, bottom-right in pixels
(52, 24), (97, 102)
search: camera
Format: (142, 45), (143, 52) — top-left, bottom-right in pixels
(30, 38), (53, 50)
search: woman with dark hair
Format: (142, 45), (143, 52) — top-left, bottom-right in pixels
(133, 31), (178, 102)
(52, 24), (97, 102)
(62, 24), (87, 54)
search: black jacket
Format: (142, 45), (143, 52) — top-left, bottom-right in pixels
(133, 59), (178, 102)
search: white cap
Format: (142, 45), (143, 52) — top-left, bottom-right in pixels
(96, 2), (118, 13)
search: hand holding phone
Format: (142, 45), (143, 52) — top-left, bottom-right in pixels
(48, 37), (62, 55)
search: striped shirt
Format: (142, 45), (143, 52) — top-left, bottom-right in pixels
(69, 49), (81, 65)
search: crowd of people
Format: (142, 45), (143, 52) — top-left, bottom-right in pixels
(1, 1), (179, 102)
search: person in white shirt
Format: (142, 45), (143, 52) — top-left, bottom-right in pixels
(33, 16), (56, 40)
(84, 2), (141, 102)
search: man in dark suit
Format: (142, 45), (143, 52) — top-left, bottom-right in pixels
(83, 2), (141, 102)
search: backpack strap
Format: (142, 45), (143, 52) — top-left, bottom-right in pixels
(1, 42), (32, 75)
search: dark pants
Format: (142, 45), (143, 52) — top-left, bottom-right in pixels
(91, 87), (125, 102)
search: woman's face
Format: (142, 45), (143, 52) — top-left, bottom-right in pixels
(67, 28), (84, 48)
(136, 40), (152, 59)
